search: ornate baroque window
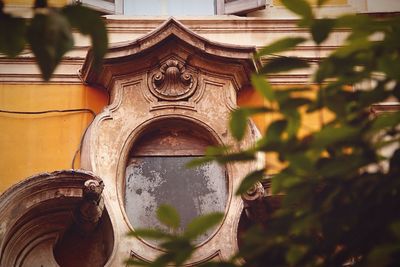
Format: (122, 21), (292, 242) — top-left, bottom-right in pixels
(79, 18), (261, 264)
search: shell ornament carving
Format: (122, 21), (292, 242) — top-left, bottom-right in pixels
(150, 59), (197, 101)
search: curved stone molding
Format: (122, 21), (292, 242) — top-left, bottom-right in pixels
(149, 59), (197, 101)
(0, 170), (114, 267)
(79, 18), (261, 265)
(81, 18), (258, 92)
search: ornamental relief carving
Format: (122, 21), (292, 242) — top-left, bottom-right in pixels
(148, 59), (198, 101)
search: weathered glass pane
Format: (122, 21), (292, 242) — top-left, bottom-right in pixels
(125, 156), (227, 244)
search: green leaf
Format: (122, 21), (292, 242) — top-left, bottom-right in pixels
(279, 97), (312, 111)
(378, 55), (400, 80)
(284, 110), (301, 139)
(0, 14), (26, 57)
(281, 0), (313, 22)
(128, 229), (172, 240)
(260, 57), (309, 74)
(314, 59), (334, 83)
(311, 18), (335, 44)
(217, 151), (256, 164)
(317, 154), (369, 178)
(266, 120), (287, 142)
(287, 153), (315, 174)
(159, 238), (194, 266)
(286, 244), (308, 265)
(62, 5), (108, 69)
(157, 205), (180, 230)
(230, 107), (272, 141)
(27, 11), (74, 81)
(312, 125), (360, 148)
(251, 74), (275, 101)
(205, 145), (230, 156)
(370, 112), (400, 133)
(358, 83), (390, 108)
(184, 213), (223, 239)
(149, 253), (174, 267)
(271, 171), (298, 193)
(186, 156), (214, 168)
(334, 38), (373, 58)
(236, 169), (266, 195)
(256, 37), (306, 58)
(390, 221), (400, 238)
(366, 244), (400, 267)
(230, 109), (248, 141)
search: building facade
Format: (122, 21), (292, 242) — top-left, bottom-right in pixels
(0, 0), (399, 266)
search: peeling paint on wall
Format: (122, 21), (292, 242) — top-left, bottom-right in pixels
(125, 156), (227, 244)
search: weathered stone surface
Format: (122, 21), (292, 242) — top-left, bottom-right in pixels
(0, 170), (114, 267)
(80, 18), (261, 265)
(0, 18), (261, 266)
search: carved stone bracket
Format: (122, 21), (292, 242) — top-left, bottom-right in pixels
(149, 59), (198, 101)
(74, 179), (105, 233)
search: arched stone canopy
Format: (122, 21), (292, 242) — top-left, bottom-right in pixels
(79, 18), (262, 265)
(0, 170), (114, 267)
(81, 17), (260, 92)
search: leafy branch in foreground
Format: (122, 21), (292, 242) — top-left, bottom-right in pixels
(226, 2), (400, 267)
(0, 0), (107, 80)
(127, 205), (223, 267)
(128, 1), (400, 266)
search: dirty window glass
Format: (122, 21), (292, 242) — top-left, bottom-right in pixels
(125, 156), (227, 244)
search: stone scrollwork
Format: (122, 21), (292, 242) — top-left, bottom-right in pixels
(149, 59), (197, 101)
(242, 181), (265, 202)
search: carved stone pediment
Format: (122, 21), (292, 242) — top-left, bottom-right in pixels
(81, 18), (259, 92)
(79, 18), (262, 266)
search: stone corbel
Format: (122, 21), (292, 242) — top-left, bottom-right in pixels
(241, 177), (283, 226)
(242, 181), (268, 224)
(74, 179), (105, 234)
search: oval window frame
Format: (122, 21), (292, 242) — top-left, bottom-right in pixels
(117, 117), (233, 250)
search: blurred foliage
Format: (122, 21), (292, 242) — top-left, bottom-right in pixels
(0, 0), (107, 80)
(129, 0), (400, 266)
(127, 204), (223, 267)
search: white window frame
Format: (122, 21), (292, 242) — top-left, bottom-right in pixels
(216, 0), (266, 15)
(79, 0), (266, 16)
(79, 0), (123, 14)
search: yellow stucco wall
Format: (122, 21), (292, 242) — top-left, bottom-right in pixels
(0, 84), (108, 193)
(0, 81), (333, 193)
(238, 85), (334, 175)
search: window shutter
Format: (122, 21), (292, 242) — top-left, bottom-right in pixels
(79, 0), (123, 14)
(216, 0), (266, 15)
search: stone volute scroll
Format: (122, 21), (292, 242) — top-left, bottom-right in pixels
(149, 58), (198, 101)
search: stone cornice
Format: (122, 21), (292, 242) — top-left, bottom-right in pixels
(0, 17), (349, 85)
